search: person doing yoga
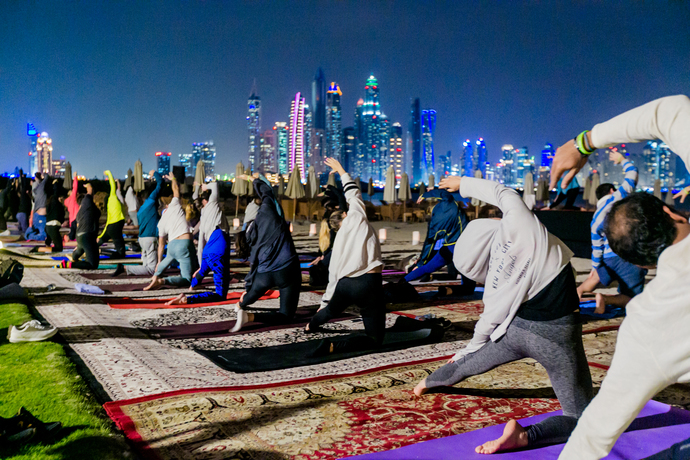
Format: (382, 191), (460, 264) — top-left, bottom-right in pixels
(413, 175), (592, 455)
(305, 158), (386, 354)
(231, 173), (301, 332)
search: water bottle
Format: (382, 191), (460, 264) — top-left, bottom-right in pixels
(46, 284), (56, 292)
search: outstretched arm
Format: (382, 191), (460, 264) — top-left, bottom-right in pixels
(167, 173), (180, 199)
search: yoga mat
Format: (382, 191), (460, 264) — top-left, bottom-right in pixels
(80, 270), (180, 280)
(98, 277), (239, 292)
(579, 300), (626, 320)
(51, 254), (141, 262)
(106, 290), (279, 309)
(349, 400), (690, 459)
(143, 306), (356, 339)
(197, 316), (445, 373)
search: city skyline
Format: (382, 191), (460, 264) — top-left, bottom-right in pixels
(1, 2), (689, 178)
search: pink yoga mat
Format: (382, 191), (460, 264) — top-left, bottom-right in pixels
(349, 400), (690, 459)
(106, 290), (280, 309)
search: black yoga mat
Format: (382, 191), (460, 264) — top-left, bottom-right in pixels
(143, 306), (356, 339)
(197, 316), (445, 373)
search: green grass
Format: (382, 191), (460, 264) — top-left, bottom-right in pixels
(0, 302), (133, 460)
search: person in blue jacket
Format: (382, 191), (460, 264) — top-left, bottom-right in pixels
(166, 226), (231, 305)
(396, 189), (475, 296)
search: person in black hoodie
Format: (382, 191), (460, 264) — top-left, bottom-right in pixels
(58, 183), (101, 269)
(16, 174), (32, 236)
(44, 180), (66, 252)
(0, 178), (14, 231)
(231, 174), (301, 332)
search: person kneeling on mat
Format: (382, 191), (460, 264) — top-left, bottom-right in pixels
(305, 158), (386, 355)
(231, 173), (301, 332)
(413, 175), (592, 455)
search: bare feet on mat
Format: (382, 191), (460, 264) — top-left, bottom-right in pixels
(143, 277), (164, 291)
(594, 293), (607, 315)
(413, 378), (429, 397)
(165, 294), (187, 305)
(475, 419), (528, 454)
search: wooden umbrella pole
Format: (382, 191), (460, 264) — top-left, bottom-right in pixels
(235, 196), (239, 218)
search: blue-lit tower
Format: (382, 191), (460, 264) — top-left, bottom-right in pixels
(463, 140), (473, 177)
(275, 122), (289, 175)
(353, 98), (365, 178)
(326, 83), (343, 163)
(475, 138), (487, 177)
(156, 152), (171, 175)
(421, 109), (436, 181)
(342, 126), (356, 173)
(247, 81), (261, 172)
(362, 75), (382, 181)
(407, 98), (422, 184)
(541, 143), (555, 168)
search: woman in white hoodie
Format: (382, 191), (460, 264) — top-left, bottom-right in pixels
(413, 176), (592, 455)
(305, 158), (385, 354)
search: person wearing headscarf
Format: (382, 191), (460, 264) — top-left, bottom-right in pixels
(44, 179), (65, 252)
(413, 176), (592, 455)
(193, 181), (229, 266)
(231, 173), (300, 332)
(58, 183), (101, 269)
(97, 170), (127, 258)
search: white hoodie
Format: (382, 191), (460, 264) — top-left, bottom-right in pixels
(451, 178), (572, 361)
(321, 173), (383, 309)
(195, 182), (229, 264)
(560, 95), (690, 459)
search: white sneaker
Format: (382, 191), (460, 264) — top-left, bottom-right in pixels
(0, 229), (11, 237)
(8, 321), (57, 343)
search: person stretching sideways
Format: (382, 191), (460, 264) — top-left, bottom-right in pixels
(549, 95), (690, 459)
(193, 180), (229, 267)
(305, 158), (386, 354)
(166, 226), (231, 306)
(144, 174), (197, 290)
(413, 175), (592, 455)
(97, 170), (127, 259)
(232, 173), (300, 332)
(576, 149), (644, 314)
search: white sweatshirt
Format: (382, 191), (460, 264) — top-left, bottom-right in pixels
(560, 95), (690, 459)
(452, 178), (572, 360)
(157, 197), (190, 242)
(196, 182), (229, 264)
(125, 187), (138, 212)
(321, 173), (383, 308)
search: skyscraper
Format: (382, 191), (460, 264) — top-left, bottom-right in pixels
(196, 141), (216, 179)
(439, 150), (452, 177)
(326, 82), (343, 162)
(35, 132), (53, 176)
(388, 122), (404, 179)
(353, 98), (365, 178)
(541, 143), (555, 168)
(27, 123), (39, 175)
(342, 126), (356, 173)
(156, 152), (171, 175)
(247, 82), (261, 172)
(407, 98), (422, 184)
(51, 156), (66, 177)
(179, 149), (192, 177)
(463, 140), (473, 177)
(500, 144), (515, 186)
(259, 129), (277, 173)
(421, 109), (436, 181)
(311, 68), (326, 131)
(274, 122), (289, 175)
(289, 93), (306, 181)
(475, 138), (487, 177)
(361, 75), (383, 181)
(643, 140), (675, 188)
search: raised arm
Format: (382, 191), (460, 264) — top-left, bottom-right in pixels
(149, 172), (163, 202)
(324, 158), (365, 218)
(611, 155), (638, 201)
(104, 171), (116, 194)
(167, 173), (180, 199)
(206, 182), (219, 204)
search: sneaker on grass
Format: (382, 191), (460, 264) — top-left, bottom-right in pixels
(7, 321), (57, 343)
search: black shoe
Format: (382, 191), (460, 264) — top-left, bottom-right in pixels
(111, 264), (125, 277)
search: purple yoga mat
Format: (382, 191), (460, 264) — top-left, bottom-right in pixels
(349, 400), (690, 460)
(80, 270), (181, 280)
(99, 277), (236, 292)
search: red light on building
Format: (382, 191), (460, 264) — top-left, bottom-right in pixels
(372, 145), (376, 149)
(373, 86), (377, 89)
(372, 159), (376, 163)
(397, 148), (402, 152)
(365, 86), (369, 89)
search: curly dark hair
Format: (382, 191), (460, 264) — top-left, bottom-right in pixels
(604, 192), (678, 267)
(595, 183), (615, 201)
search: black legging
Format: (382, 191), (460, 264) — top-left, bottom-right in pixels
(239, 260), (301, 324)
(550, 188), (579, 210)
(68, 220), (77, 241)
(309, 273), (386, 351)
(45, 225), (63, 252)
(71, 232), (100, 269)
(97, 219), (126, 258)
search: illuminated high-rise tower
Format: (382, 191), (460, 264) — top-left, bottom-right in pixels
(326, 82), (343, 162)
(193, 141), (216, 179)
(342, 127), (356, 173)
(643, 140), (675, 188)
(475, 138), (487, 177)
(407, 98), (422, 184)
(289, 93), (306, 181)
(462, 140), (473, 177)
(156, 152), (171, 175)
(312, 68), (326, 131)
(541, 143), (555, 168)
(259, 129), (276, 173)
(35, 132), (53, 176)
(275, 122), (289, 175)
(361, 75), (383, 180)
(353, 98), (365, 178)
(389, 123), (404, 179)
(247, 81), (261, 172)
(421, 109), (436, 181)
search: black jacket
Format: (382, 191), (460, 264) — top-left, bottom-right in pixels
(46, 182), (65, 223)
(76, 194), (101, 234)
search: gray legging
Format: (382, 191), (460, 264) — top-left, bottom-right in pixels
(426, 314), (593, 445)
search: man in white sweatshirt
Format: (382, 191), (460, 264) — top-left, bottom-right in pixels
(550, 95), (690, 459)
(306, 157), (385, 354)
(193, 181), (229, 266)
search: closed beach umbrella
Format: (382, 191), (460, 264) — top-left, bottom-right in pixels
(399, 173), (411, 202)
(123, 168), (133, 190)
(195, 159), (206, 185)
(306, 166), (319, 198)
(471, 169), (484, 209)
(653, 179), (662, 199)
(383, 166), (397, 203)
(231, 162), (247, 218)
(134, 160), (144, 192)
(285, 165), (305, 222)
(63, 162), (73, 190)
(536, 178), (549, 203)
(522, 172), (535, 210)
(327, 172), (337, 188)
(245, 168), (254, 197)
(354, 176), (362, 192)
(583, 174), (591, 204)
(589, 173), (600, 206)
(428, 173), (435, 189)
(277, 174), (285, 197)
(419, 182), (427, 197)
(666, 189), (675, 206)
(367, 178), (374, 199)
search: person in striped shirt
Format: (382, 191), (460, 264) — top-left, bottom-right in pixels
(576, 150), (645, 314)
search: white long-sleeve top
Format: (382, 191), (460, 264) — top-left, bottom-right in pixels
(157, 197), (190, 242)
(452, 178), (572, 361)
(321, 173), (383, 308)
(125, 187), (138, 212)
(560, 95), (690, 460)
(196, 182), (229, 264)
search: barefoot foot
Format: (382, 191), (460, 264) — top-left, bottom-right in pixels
(143, 277), (164, 291)
(165, 293), (187, 306)
(413, 378), (429, 397)
(475, 419), (528, 454)
(594, 293), (607, 315)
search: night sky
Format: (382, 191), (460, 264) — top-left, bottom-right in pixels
(1, 1), (689, 178)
